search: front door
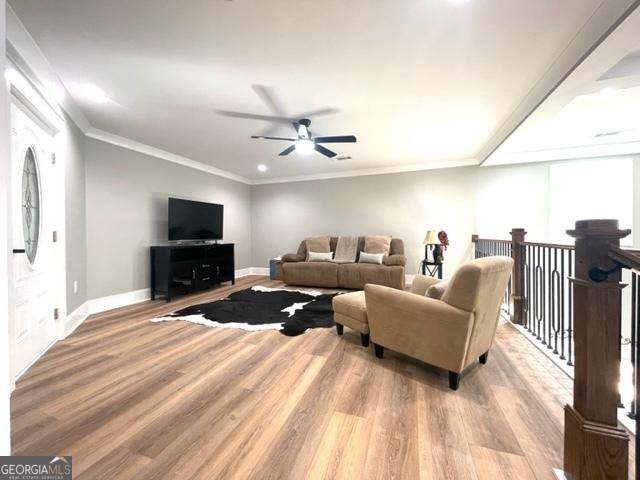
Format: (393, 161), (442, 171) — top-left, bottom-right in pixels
(9, 102), (61, 379)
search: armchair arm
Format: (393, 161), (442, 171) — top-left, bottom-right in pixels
(365, 284), (474, 372)
(282, 253), (305, 263)
(383, 254), (406, 267)
(408, 274), (441, 295)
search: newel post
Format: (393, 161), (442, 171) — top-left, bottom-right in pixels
(509, 228), (526, 325)
(562, 219), (630, 479)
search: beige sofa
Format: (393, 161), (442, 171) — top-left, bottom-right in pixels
(281, 237), (406, 290)
(365, 256), (513, 389)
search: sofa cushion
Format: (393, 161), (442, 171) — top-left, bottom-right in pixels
(304, 236), (331, 257)
(358, 252), (384, 264)
(364, 235), (392, 255)
(338, 263), (405, 290)
(308, 251), (333, 262)
(389, 238), (404, 255)
(282, 253), (305, 263)
(283, 261), (338, 288)
(383, 254), (406, 267)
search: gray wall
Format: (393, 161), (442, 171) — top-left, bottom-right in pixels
(252, 167), (478, 278)
(85, 138), (252, 299)
(251, 162), (554, 277)
(58, 113), (87, 313)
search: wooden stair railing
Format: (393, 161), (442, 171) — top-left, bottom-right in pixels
(608, 245), (640, 273)
(560, 219), (631, 480)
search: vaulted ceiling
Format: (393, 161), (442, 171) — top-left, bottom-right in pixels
(486, 5), (640, 165)
(8, 0), (639, 182)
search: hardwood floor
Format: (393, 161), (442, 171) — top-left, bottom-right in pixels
(10, 276), (635, 479)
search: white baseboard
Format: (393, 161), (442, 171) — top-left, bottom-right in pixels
(14, 339), (57, 382)
(87, 267), (269, 316)
(235, 267), (253, 278)
(250, 267), (270, 276)
(64, 302), (89, 337)
(87, 288), (151, 315)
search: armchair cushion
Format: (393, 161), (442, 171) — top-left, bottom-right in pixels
(441, 257), (513, 312)
(408, 275), (441, 295)
(425, 279), (450, 300)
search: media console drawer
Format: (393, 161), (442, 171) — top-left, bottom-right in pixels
(150, 243), (235, 302)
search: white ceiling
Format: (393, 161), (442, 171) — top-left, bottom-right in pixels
(7, 0), (637, 180)
(486, 6), (640, 165)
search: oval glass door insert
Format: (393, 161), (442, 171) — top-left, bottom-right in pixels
(21, 146), (41, 264)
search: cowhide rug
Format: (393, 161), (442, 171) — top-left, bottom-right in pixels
(152, 286), (340, 336)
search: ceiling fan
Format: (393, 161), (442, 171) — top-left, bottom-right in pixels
(251, 118), (356, 158)
(216, 85), (356, 158)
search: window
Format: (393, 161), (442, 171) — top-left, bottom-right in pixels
(21, 146), (41, 264)
(549, 157), (633, 245)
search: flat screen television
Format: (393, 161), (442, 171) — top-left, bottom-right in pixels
(168, 198), (223, 241)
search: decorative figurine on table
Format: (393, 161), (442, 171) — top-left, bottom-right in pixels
(437, 230), (449, 263)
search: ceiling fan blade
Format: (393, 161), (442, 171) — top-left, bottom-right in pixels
(216, 110), (293, 123)
(252, 85), (287, 116)
(313, 135), (357, 144)
(293, 107), (340, 119)
(314, 144), (337, 158)
(251, 136), (297, 141)
(279, 144), (297, 156)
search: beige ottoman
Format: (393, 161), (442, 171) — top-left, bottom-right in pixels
(332, 291), (370, 347)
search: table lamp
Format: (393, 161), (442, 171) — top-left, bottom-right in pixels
(423, 230), (441, 264)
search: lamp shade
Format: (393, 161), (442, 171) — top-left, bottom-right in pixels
(423, 230), (438, 245)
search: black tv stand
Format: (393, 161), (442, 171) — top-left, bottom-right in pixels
(150, 243), (235, 302)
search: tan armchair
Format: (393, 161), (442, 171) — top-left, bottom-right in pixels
(365, 256), (513, 390)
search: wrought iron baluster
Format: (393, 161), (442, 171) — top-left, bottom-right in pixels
(528, 245), (533, 332)
(551, 248), (560, 354)
(567, 251), (574, 366)
(559, 249), (566, 360)
(546, 246), (552, 349)
(630, 274), (637, 420)
(536, 246), (543, 340)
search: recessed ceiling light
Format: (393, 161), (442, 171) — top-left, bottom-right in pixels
(257, 164), (268, 172)
(71, 83), (109, 104)
(295, 139), (315, 155)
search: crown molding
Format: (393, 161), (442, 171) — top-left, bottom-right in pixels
(85, 128), (252, 184)
(483, 141), (640, 167)
(6, 5), (92, 133)
(250, 158), (479, 185)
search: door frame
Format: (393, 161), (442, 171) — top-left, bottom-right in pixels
(5, 59), (67, 387)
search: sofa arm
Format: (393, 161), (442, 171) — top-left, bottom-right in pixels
(383, 254), (406, 267)
(408, 274), (441, 295)
(365, 284), (474, 372)
(282, 253), (305, 263)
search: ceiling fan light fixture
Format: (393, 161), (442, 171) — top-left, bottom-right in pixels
(295, 139), (315, 154)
